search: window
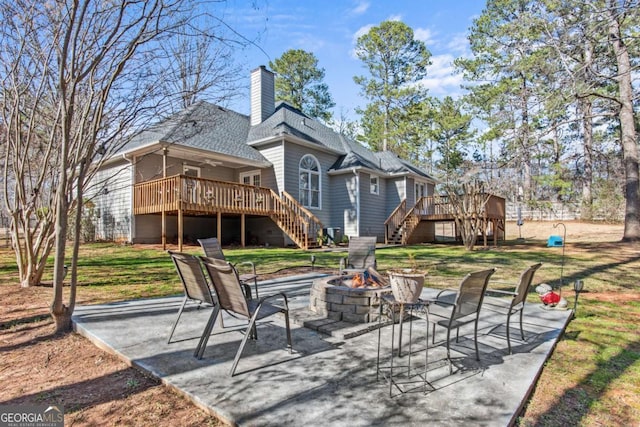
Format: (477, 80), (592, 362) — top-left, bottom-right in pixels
(240, 170), (261, 186)
(299, 154), (320, 208)
(183, 164), (201, 177)
(370, 175), (379, 195)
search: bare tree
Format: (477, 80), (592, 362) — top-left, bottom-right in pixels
(438, 180), (491, 251)
(157, 21), (245, 112)
(0, 0), (204, 332)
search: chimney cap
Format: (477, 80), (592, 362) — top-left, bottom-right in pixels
(252, 65), (272, 73)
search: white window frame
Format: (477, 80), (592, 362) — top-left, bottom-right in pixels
(299, 154), (321, 209)
(183, 164), (201, 177)
(239, 170), (261, 186)
(370, 175), (379, 195)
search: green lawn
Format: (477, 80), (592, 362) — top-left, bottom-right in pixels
(1, 236), (638, 425)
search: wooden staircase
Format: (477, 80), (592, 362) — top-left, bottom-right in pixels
(384, 199), (426, 245)
(269, 190), (323, 250)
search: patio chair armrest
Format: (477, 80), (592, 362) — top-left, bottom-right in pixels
(435, 288), (458, 299)
(489, 280), (517, 288)
(485, 288), (517, 296)
(234, 261), (257, 275)
(258, 292), (289, 310)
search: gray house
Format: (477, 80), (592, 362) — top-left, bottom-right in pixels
(91, 66), (442, 249)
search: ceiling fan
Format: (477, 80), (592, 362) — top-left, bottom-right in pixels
(200, 159), (223, 167)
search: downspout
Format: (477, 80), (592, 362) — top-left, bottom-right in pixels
(353, 168), (360, 237)
(121, 152), (135, 244)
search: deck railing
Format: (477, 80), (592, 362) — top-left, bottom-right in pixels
(134, 175), (274, 215)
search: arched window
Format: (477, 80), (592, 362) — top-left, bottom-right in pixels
(299, 154), (320, 208)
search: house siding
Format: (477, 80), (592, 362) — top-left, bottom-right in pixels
(256, 141), (283, 192)
(91, 161), (133, 242)
(134, 153), (236, 182)
(330, 172), (358, 239)
(386, 177), (406, 214)
(359, 172), (386, 241)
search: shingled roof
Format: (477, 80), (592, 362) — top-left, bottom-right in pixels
(121, 101), (269, 165)
(120, 99), (434, 181)
(248, 102), (344, 153)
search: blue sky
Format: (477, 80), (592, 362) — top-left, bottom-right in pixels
(221, 0), (486, 119)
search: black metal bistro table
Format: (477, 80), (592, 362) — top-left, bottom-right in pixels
(376, 294), (432, 396)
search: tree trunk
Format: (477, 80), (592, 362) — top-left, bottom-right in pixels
(11, 213), (55, 287)
(580, 98), (594, 220)
(50, 188), (71, 333)
(52, 304), (73, 334)
(607, 1), (640, 241)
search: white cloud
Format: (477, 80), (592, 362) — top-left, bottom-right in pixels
(421, 54), (464, 97)
(351, 1), (369, 15)
(414, 27), (436, 45)
(387, 14), (402, 22)
(292, 33), (326, 52)
(352, 24), (374, 43)
(428, 54), (456, 78)
(446, 33), (470, 55)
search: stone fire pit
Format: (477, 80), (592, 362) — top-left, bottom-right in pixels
(309, 275), (392, 323)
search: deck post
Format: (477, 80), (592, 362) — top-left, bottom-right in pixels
(241, 213), (246, 247)
(217, 211), (222, 241)
(178, 175), (183, 251)
(162, 210), (166, 250)
(178, 207), (183, 251)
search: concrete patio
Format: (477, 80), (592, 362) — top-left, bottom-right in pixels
(72, 273), (572, 427)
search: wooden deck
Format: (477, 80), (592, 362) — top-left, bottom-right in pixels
(133, 175), (506, 250)
(133, 175), (323, 250)
(384, 195), (506, 246)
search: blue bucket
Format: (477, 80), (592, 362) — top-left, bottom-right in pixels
(547, 235), (563, 247)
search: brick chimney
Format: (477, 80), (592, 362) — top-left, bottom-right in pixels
(250, 66), (275, 126)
